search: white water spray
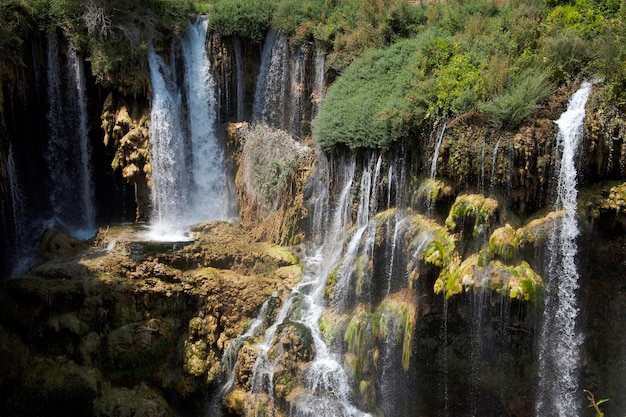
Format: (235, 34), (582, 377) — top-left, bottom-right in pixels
(147, 19), (233, 240)
(181, 18), (231, 224)
(535, 80), (592, 417)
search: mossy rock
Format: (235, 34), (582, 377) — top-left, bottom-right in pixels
(94, 384), (172, 417)
(445, 194), (499, 237)
(434, 254), (542, 302)
(18, 357), (101, 416)
(104, 318), (176, 372)
(372, 291), (416, 371)
(482, 224), (518, 264)
(516, 211), (565, 248)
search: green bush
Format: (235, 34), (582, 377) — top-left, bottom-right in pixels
(241, 124), (309, 214)
(314, 38), (424, 149)
(207, 0), (275, 42)
(481, 69), (553, 129)
(544, 30), (591, 80)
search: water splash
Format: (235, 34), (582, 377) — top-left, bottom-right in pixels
(535, 80), (592, 417)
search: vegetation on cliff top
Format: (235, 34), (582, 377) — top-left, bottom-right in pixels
(314, 0), (626, 149)
(0, 0), (624, 139)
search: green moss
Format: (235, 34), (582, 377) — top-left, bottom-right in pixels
(445, 194), (499, 237)
(421, 229), (455, 268)
(325, 264), (340, 300)
(371, 294), (416, 371)
(355, 255), (372, 297)
(344, 308), (372, 380)
(486, 224), (518, 263)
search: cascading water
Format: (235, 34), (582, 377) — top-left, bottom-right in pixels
(289, 48), (306, 138)
(312, 48), (326, 117)
(535, 80), (592, 417)
(45, 33), (96, 238)
(253, 29), (289, 129)
(4, 145), (38, 276)
(430, 121), (448, 179)
(230, 154), (373, 417)
(148, 50), (189, 239)
(233, 36), (245, 121)
(181, 18), (231, 224)
(147, 18), (234, 240)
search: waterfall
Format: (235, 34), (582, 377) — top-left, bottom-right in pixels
(181, 18), (231, 224)
(430, 121), (447, 179)
(45, 33), (97, 239)
(490, 135), (503, 189)
(5, 145), (39, 276)
(289, 48), (306, 138)
(253, 29), (289, 129)
(234, 154), (372, 417)
(312, 48), (326, 117)
(535, 80), (592, 417)
(233, 36), (245, 121)
(147, 18), (233, 240)
(148, 50), (188, 239)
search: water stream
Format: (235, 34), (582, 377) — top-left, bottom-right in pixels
(147, 18), (233, 240)
(535, 80), (592, 417)
(45, 33), (97, 238)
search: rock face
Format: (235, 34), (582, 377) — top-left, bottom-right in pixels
(0, 222), (301, 417)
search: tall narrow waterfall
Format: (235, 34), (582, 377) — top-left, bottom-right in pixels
(233, 36), (245, 120)
(181, 18), (231, 223)
(253, 29), (289, 129)
(45, 33), (96, 238)
(148, 50), (188, 238)
(148, 18), (233, 240)
(535, 80), (592, 417)
(312, 48), (326, 117)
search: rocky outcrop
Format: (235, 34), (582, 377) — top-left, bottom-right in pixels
(101, 93), (152, 221)
(232, 122), (315, 245)
(0, 221), (301, 417)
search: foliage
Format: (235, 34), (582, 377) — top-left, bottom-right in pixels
(481, 69), (553, 129)
(313, 37), (422, 149)
(240, 124), (310, 215)
(584, 388), (608, 417)
(207, 0), (274, 43)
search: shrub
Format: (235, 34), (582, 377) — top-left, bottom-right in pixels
(207, 0), (275, 43)
(481, 69), (553, 129)
(241, 124), (310, 214)
(544, 31), (591, 80)
(313, 37), (423, 149)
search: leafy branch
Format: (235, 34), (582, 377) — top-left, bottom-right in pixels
(584, 389), (608, 417)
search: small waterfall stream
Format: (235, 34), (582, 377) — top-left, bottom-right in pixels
(253, 29), (289, 129)
(233, 36), (245, 120)
(535, 80), (592, 417)
(45, 33), (96, 238)
(232, 154), (374, 417)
